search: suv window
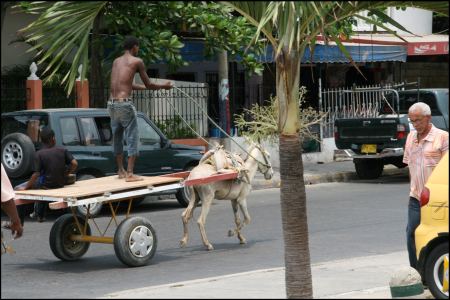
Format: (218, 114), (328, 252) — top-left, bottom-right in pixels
(1, 115), (49, 146)
(137, 117), (161, 146)
(60, 117), (81, 146)
(94, 117), (113, 145)
(80, 117), (101, 146)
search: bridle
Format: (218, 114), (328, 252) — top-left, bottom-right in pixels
(251, 144), (272, 176)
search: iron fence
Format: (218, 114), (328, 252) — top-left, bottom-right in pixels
(319, 80), (418, 138)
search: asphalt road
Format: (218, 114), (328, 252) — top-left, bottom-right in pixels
(1, 173), (410, 298)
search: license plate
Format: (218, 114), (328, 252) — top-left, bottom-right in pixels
(361, 144), (377, 154)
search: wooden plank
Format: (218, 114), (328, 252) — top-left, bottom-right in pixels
(14, 175), (183, 200)
(160, 171), (190, 179)
(184, 171), (238, 186)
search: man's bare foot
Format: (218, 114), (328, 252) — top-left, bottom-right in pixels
(125, 174), (144, 182)
(118, 170), (127, 179)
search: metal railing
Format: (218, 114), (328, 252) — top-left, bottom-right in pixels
(319, 80), (418, 138)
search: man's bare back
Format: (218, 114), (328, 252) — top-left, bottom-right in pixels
(110, 53), (142, 99)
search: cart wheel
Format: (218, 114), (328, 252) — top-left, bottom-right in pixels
(114, 217), (157, 267)
(49, 214), (91, 261)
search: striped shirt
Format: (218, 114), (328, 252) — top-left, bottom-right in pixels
(403, 125), (449, 200)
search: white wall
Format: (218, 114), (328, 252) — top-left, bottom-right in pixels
(354, 7), (433, 35)
(1, 7), (37, 69)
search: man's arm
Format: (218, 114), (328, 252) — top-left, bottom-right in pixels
(68, 159), (78, 175)
(134, 59), (172, 90)
(15, 172), (40, 191)
(1, 200), (23, 239)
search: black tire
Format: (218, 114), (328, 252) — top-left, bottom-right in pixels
(1, 133), (35, 179)
(49, 214), (91, 261)
(75, 174), (103, 217)
(354, 158), (384, 179)
(176, 164), (196, 207)
(113, 217), (157, 267)
(424, 243), (448, 299)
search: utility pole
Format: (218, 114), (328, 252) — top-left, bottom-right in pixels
(218, 50), (230, 142)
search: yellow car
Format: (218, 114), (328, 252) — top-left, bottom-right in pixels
(415, 152), (449, 299)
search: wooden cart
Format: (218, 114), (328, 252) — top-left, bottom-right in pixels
(14, 171), (238, 267)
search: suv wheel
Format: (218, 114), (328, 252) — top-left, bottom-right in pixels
(1, 133), (35, 179)
(75, 174), (103, 217)
(424, 243), (448, 299)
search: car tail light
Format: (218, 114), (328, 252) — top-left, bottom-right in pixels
(420, 187), (430, 207)
(334, 126), (339, 140)
(397, 124), (406, 139)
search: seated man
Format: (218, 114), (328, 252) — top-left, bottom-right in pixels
(15, 127), (78, 223)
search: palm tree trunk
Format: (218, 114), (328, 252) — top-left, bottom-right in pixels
(277, 48), (313, 298)
(279, 135), (312, 298)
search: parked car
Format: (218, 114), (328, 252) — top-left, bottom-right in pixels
(334, 88), (449, 179)
(415, 152), (448, 299)
(1, 108), (203, 216)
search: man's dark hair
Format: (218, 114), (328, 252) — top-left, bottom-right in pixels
(123, 36), (139, 50)
(40, 126), (55, 145)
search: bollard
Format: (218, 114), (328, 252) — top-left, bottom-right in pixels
(389, 267), (426, 299)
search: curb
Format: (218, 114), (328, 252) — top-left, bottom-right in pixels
(252, 167), (408, 190)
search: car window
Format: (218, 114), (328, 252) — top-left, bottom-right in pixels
(80, 117), (101, 146)
(60, 117), (81, 146)
(1, 115), (49, 146)
(137, 117), (161, 146)
(94, 117), (112, 145)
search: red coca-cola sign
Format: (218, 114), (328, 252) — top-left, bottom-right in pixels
(407, 42), (448, 55)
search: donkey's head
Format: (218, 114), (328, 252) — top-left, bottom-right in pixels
(253, 143), (274, 180)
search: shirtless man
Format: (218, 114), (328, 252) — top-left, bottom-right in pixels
(109, 36), (173, 182)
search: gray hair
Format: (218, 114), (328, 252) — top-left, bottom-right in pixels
(409, 102), (431, 116)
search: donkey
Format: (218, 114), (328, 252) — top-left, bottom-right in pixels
(180, 143), (274, 250)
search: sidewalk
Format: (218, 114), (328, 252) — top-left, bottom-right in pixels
(251, 159), (408, 190)
(100, 251), (431, 299)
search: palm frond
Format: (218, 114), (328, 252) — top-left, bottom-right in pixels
(16, 1), (107, 95)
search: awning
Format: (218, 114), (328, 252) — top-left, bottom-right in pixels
(258, 43), (407, 63)
(179, 40), (407, 63)
(326, 33), (449, 56)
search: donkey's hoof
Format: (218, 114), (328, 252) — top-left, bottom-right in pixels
(239, 238), (247, 244)
(228, 229), (235, 237)
(206, 244), (214, 251)
(179, 240), (187, 248)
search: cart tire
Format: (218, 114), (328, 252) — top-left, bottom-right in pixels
(49, 214), (91, 261)
(114, 217), (157, 267)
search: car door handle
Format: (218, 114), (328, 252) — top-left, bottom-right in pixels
(92, 152), (101, 156)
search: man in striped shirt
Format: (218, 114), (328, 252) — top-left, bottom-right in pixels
(403, 102), (448, 269)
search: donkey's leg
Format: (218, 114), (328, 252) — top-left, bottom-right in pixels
(197, 191), (214, 250)
(180, 186), (198, 248)
(228, 199), (247, 244)
(228, 199), (242, 237)
(235, 197), (251, 244)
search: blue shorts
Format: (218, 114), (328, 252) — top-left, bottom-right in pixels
(107, 100), (139, 157)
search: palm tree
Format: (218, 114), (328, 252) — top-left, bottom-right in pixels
(223, 1), (448, 298)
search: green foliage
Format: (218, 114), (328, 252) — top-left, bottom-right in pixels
(14, 1), (265, 95)
(155, 116), (197, 139)
(234, 87), (327, 144)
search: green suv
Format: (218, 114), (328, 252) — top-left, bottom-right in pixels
(1, 108), (202, 215)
